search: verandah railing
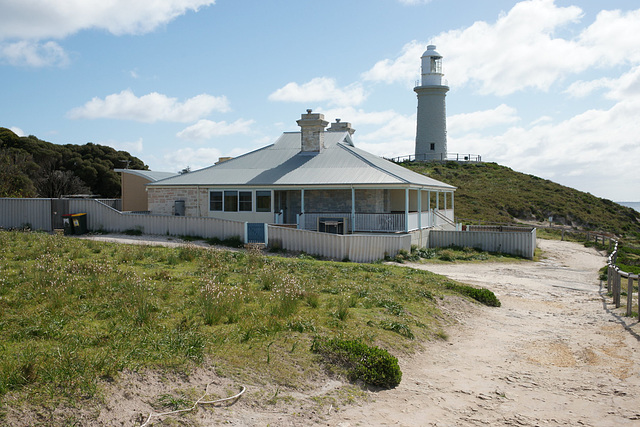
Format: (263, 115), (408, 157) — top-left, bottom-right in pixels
(299, 212), (440, 233)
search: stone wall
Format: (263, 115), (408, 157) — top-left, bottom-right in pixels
(148, 187), (205, 216)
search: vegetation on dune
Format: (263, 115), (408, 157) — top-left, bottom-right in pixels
(0, 127), (147, 198)
(399, 161), (640, 237)
(0, 231), (499, 421)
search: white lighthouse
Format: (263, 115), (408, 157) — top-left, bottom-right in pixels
(414, 45), (449, 161)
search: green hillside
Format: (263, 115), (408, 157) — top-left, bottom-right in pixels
(401, 161), (640, 237)
(0, 128), (147, 198)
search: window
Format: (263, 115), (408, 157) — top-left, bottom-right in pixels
(239, 191), (252, 211)
(210, 191), (222, 211)
(224, 191), (238, 212)
(256, 191), (271, 212)
(430, 57), (442, 73)
(430, 143), (435, 151)
(210, 189), (265, 212)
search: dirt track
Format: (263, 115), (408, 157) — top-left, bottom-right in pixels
(326, 239), (640, 426)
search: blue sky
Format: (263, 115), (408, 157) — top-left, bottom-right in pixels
(2, 0), (639, 201)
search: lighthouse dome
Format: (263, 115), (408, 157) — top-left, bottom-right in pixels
(421, 45), (442, 58)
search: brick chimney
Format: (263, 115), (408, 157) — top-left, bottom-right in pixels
(297, 109), (329, 152)
(327, 118), (355, 135)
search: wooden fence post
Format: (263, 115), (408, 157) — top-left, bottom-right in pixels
(614, 271), (621, 308)
(627, 276), (634, 317)
(607, 266), (612, 293)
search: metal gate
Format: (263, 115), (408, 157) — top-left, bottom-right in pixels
(51, 199), (69, 230)
(247, 223), (266, 243)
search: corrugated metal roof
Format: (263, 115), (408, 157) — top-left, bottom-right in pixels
(115, 169), (178, 182)
(148, 132), (455, 190)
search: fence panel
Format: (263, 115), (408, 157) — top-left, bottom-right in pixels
(267, 225), (410, 263)
(0, 198), (53, 231)
(68, 199), (245, 240)
(429, 228), (536, 259)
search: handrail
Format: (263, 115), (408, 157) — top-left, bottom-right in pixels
(606, 239), (639, 320)
(433, 209), (456, 228)
(387, 153), (482, 163)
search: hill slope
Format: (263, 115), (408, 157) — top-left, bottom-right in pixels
(401, 161), (640, 237)
(0, 127), (147, 198)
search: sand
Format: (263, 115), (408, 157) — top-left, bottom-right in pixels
(324, 238), (640, 426)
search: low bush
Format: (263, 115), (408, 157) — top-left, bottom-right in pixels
(206, 235), (244, 248)
(312, 338), (402, 388)
(445, 282), (501, 307)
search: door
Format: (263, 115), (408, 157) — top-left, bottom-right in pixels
(51, 199), (69, 230)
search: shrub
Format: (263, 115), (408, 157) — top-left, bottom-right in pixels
(438, 249), (456, 262)
(312, 338), (402, 388)
(206, 235), (244, 248)
(445, 282), (501, 307)
(123, 228), (143, 236)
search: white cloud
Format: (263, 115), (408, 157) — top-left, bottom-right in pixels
(578, 8), (640, 64)
(448, 104), (519, 134)
(0, 40), (68, 67)
(353, 111), (417, 157)
(177, 118), (254, 140)
(565, 65), (640, 101)
(529, 116), (553, 126)
(362, 40), (423, 85)
(9, 126), (25, 137)
(165, 147), (223, 171)
(321, 107), (399, 127)
(450, 97), (640, 200)
(67, 90), (230, 123)
(564, 78), (611, 98)
(269, 77), (366, 107)
(0, 0), (216, 39)
(363, 1), (640, 96)
(396, 0), (432, 4)
(102, 138), (144, 154)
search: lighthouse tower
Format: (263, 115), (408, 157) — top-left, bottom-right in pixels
(414, 45), (449, 161)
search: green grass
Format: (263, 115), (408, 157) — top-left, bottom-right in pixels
(0, 230), (500, 421)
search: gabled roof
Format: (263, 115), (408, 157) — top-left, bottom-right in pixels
(148, 132), (455, 190)
(115, 169), (178, 182)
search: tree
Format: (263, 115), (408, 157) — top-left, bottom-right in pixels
(33, 161), (90, 198)
(0, 127), (149, 198)
(0, 148), (37, 197)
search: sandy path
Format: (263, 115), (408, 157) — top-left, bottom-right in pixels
(327, 239), (640, 426)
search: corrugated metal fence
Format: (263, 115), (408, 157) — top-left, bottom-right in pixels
(429, 228), (537, 259)
(268, 225), (411, 263)
(0, 198), (53, 230)
(1, 198), (536, 262)
(0, 198), (244, 240)
(68, 199), (245, 240)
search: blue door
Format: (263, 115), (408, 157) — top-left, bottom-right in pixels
(247, 223), (266, 243)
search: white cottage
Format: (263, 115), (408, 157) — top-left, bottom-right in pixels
(147, 111), (456, 234)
